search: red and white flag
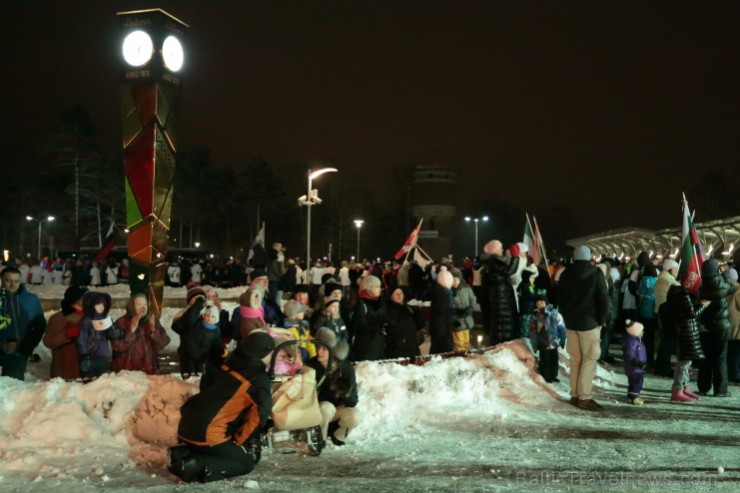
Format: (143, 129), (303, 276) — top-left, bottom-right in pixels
(523, 214), (544, 265)
(394, 219), (423, 260)
(677, 195), (704, 294)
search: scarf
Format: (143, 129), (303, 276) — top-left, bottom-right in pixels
(240, 305), (266, 326)
(359, 289), (379, 301)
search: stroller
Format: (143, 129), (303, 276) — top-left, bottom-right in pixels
(260, 335), (333, 456)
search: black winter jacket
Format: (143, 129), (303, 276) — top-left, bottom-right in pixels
(306, 357), (358, 408)
(480, 253), (520, 344)
(351, 296), (387, 361)
(429, 284), (454, 354)
(666, 285), (706, 361)
(385, 301), (423, 358)
(557, 261), (610, 330)
(699, 271), (735, 332)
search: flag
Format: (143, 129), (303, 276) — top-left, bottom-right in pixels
(248, 222), (265, 262)
(413, 247), (432, 269)
(523, 214), (543, 265)
(94, 222), (116, 264)
(677, 196), (704, 294)
(395, 219), (423, 260)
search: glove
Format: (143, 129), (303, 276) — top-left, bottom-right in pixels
(64, 322), (80, 339)
(80, 356), (93, 373)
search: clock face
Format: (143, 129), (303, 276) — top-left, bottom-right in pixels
(122, 31), (154, 67)
(162, 36), (184, 72)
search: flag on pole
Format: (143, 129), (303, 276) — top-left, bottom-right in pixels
(395, 220), (423, 260)
(94, 222), (116, 264)
(413, 247), (432, 269)
(523, 214), (543, 265)
(248, 222), (265, 262)
(677, 195), (704, 294)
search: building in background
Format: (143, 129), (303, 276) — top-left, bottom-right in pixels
(409, 166), (458, 262)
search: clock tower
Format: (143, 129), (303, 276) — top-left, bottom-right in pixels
(118, 9), (188, 318)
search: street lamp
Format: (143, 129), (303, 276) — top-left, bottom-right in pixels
(354, 219), (364, 260)
(26, 215), (55, 259)
(298, 167), (338, 264)
(464, 215), (489, 255)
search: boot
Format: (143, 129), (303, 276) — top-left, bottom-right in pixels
(683, 387), (700, 399)
(671, 388), (694, 402)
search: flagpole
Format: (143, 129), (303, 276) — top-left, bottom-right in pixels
(401, 218), (423, 264)
(533, 215), (550, 267)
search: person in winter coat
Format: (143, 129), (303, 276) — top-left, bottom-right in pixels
(43, 285), (88, 380)
(697, 259), (736, 396)
(517, 269), (538, 340)
(306, 327), (360, 446)
(312, 297), (349, 344)
(0, 267), (47, 380)
(664, 283), (708, 402)
(636, 264), (659, 371)
(429, 268), (455, 354)
(528, 292), (566, 383)
(282, 299), (315, 360)
(168, 331), (274, 483)
(727, 268), (740, 383)
(595, 261), (619, 364)
(110, 294), (170, 374)
(172, 297), (226, 382)
(451, 269), (476, 352)
(385, 287), (424, 359)
(653, 259), (681, 376)
(351, 275), (387, 361)
(622, 320), (648, 405)
(558, 245), (610, 411)
(479, 241), (521, 346)
(236, 287), (269, 340)
(76, 292), (117, 378)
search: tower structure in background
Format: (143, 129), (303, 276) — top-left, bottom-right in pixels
(409, 166), (458, 261)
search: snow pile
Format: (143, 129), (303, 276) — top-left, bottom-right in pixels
(0, 340), (556, 482)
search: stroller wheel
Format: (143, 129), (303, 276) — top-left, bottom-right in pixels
(305, 425), (325, 456)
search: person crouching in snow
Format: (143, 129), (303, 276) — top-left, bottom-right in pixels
(169, 331), (275, 483)
(110, 294), (170, 374)
(623, 320), (647, 405)
(528, 291), (566, 383)
(307, 327), (359, 446)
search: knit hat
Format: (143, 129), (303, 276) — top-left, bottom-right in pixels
(251, 268), (267, 280)
(314, 327), (337, 349)
(701, 258), (719, 276)
(662, 259), (679, 273)
(293, 284), (310, 295)
(314, 327), (349, 360)
(573, 245), (591, 262)
(187, 284), (206, 304)
(509, 244), (521, 257)
(323, 282), (342, 298)
(239, 330), (276, 359)
(437, 268), (454, 289)
(283, 299), (307, 319)
(61, 285), (88, 316)
(324, 297), (340, 309)
(625, 319), (644, 337)
(450, 268), (463, 280)
(483, 240), (502, 255)
(727, 268), (738, 284)
(359, 275), (381, 291)
(516, 242), (529, 254)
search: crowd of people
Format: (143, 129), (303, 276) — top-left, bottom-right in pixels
(1, 238), (739, 483)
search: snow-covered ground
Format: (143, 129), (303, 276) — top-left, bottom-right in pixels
(1, 284), (737, 492)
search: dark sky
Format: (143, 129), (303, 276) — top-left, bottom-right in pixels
(2, 1), (739, 238)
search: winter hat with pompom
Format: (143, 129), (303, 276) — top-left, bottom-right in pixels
(625, 319), (644, 338)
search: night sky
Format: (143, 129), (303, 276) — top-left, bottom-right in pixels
(2, 1), (739, 239)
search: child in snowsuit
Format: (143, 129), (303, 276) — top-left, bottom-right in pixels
(172, 297), (226, 383)
(76, 292), (118, 378)
(528, 292), (566, 383)
(283, 299), (315, 360)
(623, 320), (647, 405)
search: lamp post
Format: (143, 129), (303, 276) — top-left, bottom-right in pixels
(26, 215), (55, 259)
(298, 167), (338, 265)
(354, 219), (364, 261)
(464, 215), (488, 255)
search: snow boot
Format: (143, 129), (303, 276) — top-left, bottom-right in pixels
(671, 388), (694, 402)
(576, 399), (604, 411)
(170, 455), (205, 483)
(328, 421), (346, 446)
(683, 387), (700, 399)
(629, 397), (645, 406)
